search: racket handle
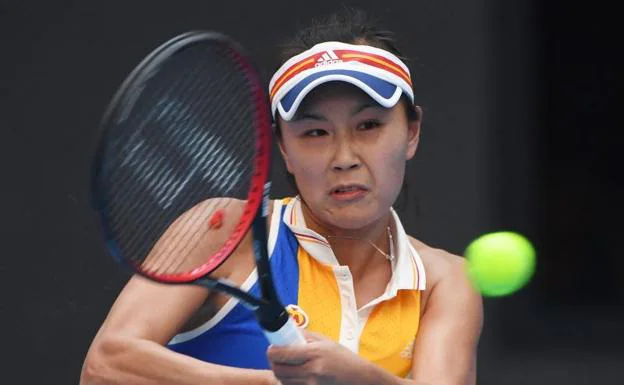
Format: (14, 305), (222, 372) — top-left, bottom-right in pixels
(264, 316), (306, 346)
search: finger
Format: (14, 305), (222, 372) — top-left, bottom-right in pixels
(267, 344), (310, 365)
(271, 362), (310, 380)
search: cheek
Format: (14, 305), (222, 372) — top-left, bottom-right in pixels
(289, 154), (326, 192)
(371, 140), (408, 194)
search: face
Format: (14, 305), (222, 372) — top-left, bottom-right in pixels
(277, 82), (421, 233)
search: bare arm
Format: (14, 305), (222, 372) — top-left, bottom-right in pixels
(81, 199), (275, 385)
(80, 276), (273, 385)
(410, 252), (484, 385)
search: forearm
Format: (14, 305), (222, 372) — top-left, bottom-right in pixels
(359, 362), (431, 385)
(80, 335), (272, 385)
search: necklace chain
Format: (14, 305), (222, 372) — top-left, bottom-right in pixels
(325, 226), (395, 261)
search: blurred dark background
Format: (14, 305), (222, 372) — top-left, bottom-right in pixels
(2, 0), (621, 383)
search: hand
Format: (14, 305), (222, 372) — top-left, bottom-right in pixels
(262, 369), (282, 385)
(266, 330), (371, 385)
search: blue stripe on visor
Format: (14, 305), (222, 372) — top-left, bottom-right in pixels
(279, 69), (398, 114)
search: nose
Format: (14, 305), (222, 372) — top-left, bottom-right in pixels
(331, 135), (361, 171)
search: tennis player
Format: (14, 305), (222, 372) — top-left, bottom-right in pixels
(80, 9), (483, 385)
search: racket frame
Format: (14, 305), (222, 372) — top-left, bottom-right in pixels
(91, 31), (288, 330)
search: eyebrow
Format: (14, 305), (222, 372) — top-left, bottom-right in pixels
(351, 102), (382, 115)
(292, 102), (382, 122)
(291, 112), (327, 122)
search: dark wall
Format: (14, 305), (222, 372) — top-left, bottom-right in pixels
(3, 1), (620, 384)
(486, 2), (622, 383)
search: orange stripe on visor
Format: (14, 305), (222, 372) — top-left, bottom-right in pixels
(269, 42), (414, 121)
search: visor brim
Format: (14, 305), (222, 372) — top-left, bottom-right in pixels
(275, 69), (406, 121)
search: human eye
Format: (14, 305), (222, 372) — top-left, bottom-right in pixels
(357, 119), (382, 131)
(302, 129), (329, 137)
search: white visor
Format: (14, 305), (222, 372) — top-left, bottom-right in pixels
(269, 41), (414, 121)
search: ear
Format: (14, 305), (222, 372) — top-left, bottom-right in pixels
(405, 105), (422, 160)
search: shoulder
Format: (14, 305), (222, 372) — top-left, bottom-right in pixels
(407, 237), (481, 314)
(408, 236), (466, 285)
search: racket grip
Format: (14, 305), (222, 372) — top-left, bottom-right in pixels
(264, 316), (306, 346)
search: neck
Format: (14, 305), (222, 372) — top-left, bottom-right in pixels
(300, 201), (393, 271)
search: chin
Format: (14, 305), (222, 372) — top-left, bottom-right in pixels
(302, 193), (392, 230)
(324, 205), (382, 230)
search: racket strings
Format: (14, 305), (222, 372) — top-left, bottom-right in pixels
(106, 101), (204, 261)
(149, 199), (232, 274)
(101, 42), (259, 274)
(141, 61), (258, 274)
(100, 43), (241, 252)
(119, 111), (234, 267)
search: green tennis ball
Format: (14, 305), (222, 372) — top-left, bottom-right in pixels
(465, 231), (536, 297)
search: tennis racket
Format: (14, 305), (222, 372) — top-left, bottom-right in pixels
(91, 31), (305, 346)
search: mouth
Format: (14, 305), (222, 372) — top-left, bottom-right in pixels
(330, 184), (369, 200)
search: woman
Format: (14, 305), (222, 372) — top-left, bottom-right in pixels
(80, 9), (483, 385)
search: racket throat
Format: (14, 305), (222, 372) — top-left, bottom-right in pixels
(255, 304), (290, 332)
(250, 200), (290, 332)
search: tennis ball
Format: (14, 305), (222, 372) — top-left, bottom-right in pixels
(465, 231), (536, 297)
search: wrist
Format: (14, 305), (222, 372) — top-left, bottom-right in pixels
(260, 369), (279, 385)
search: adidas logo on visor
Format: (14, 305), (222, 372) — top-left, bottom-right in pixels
(269, 41), (415, 121)
(315, 50), (342, 67)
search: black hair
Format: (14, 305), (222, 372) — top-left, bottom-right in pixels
(276, 8), (406, 65)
